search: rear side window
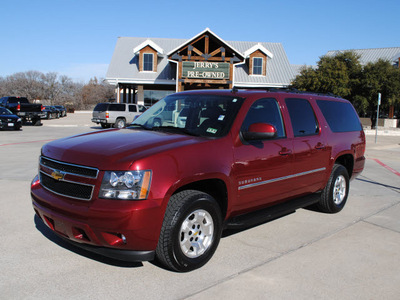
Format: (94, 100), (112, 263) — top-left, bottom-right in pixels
(8, 97), (29, 104)
(317, 100), (362, 132)
(286, 98), (319, 137)
(94, 103), (109, 111)
(128, 105), (137, 112)
(109, 104), (125, 112)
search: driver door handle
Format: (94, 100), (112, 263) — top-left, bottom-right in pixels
(279, 148), (292, 156)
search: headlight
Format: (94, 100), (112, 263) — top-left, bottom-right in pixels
(100, 170), (152, 200)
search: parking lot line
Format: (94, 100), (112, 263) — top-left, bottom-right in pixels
(0, 139), (55, 147)
(372, 158), (400, 177)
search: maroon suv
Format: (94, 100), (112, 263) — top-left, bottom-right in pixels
(31, 89), (365, 271)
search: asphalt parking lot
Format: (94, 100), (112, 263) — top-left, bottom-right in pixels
(1, 112), (399, 299)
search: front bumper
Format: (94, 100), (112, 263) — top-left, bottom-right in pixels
(31, 180), (164, 262)
(60, 232), (155, 262)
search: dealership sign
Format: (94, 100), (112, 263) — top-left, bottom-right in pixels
(182, 62), (230, 79)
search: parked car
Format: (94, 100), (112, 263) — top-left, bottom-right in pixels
(42, 106), (59, 119)
(91, 103), (147, 128)
(31, 89), (365, 272)
(54, 105), (67, 117)
(0, 96), (44, 125)
(0, 107), (22, 130)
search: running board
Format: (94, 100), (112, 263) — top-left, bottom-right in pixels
(224, 193), (321, 230)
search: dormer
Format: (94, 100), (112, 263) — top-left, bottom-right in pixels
(244, 43), (273, 76)
(133, 40), (164, 72)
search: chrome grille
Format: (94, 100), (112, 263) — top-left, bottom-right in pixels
(40, 156), (98, 178)
(39, 156), (98, 201)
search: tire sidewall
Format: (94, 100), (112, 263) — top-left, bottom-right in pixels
(326, 165), (349, 213)
(169, 194), (222, 272)
(115, 118), (126, 128)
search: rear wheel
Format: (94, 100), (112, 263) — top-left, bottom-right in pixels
(156, 190), (222, 272)
(318, 164), (349, 213)
(114, 118), (126, 128)
(101, 123), (111, 129)
(32, 118), (42, 126)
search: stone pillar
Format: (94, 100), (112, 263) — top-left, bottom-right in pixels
(137, 85), (144, 106)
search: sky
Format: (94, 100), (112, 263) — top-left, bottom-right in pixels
(1, 0), (399, 83)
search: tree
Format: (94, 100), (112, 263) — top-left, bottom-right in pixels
(292, 52), (400, 116)
(360, 59), (400, 117)
(292, 51), (362, 100)
(0, 71), (111, 110)
(80, 77), (115, 109)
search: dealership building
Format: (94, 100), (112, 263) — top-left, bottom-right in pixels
(106, 28), (296, 106)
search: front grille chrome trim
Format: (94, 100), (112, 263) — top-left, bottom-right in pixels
(39, 156), (99, 201)
(40, 156), (99, 179)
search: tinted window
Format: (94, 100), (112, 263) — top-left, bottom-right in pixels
(129, 105), (137, 112)
(8, 97), (29, 104)
(242, 98), (285, 138)
(93, 103), (109, 111)
(286, 98), (319, 137)
(317, 100), (362, 132)
(109, 104), (125, 112)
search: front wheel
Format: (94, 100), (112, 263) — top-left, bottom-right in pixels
(318, 164), (349, 213)
(156, 190), (222, 272)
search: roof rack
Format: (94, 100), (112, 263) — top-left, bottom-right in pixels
(264, 87), (341, 98)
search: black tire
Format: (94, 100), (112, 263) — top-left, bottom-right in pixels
(114, 118), (126, 128)
(32, 118), (42, 126)
(101, 123), (111, 129)
(318, 164), (349, 213)
(156, 190), (222, 272)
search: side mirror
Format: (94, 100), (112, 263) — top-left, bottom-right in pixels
(242, 123), (277, 140)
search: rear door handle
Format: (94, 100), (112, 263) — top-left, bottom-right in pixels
(315, 143), (325, 150)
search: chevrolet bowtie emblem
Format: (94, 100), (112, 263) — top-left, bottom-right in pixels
(51, 170), (64, 181)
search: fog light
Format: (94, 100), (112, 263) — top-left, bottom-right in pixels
(101, 232), (127, 246)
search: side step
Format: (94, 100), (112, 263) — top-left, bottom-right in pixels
(224, 193), (321, 230)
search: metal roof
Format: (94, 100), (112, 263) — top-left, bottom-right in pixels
(325, 47), (400, 65)
(106, 35), (296, 88)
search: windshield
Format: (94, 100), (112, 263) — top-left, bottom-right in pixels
(0, 107), (13, 115)
(131, 94), (244, 138)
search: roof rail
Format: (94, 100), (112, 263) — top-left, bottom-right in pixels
(264, 88), (341, 98)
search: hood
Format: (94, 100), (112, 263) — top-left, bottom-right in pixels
(41, 128), (201, 170)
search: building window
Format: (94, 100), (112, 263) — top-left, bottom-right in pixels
(143, 53), (154, 71)
(253, 57), (263, 75)
(144, 90), (175, 106)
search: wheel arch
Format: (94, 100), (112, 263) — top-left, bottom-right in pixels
(334, 154), (354, 178)
(173, 179), (228, 220)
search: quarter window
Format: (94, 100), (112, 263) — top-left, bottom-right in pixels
(317, 100), (362, 132)
(253, 57), (263, 75)
(143, 53), (153, 71)
(286, 98), (319, 137)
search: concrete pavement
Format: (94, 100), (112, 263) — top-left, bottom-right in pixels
(1, 112), (399, 299)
